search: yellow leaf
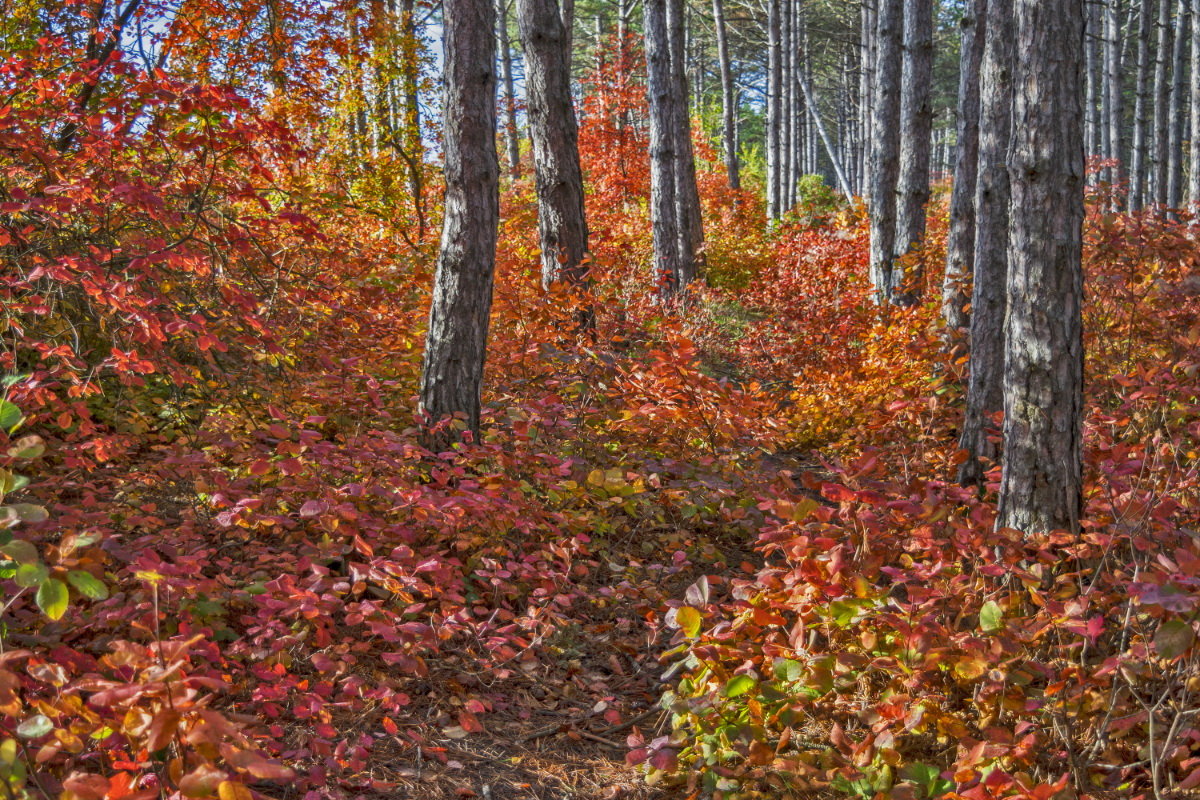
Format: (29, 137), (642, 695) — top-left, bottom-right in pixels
(218, 782), (253, 800)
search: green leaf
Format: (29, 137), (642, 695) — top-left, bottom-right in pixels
(14, 562), (47, 588)
(0, 400), (22, 433)
(773, 658), (804, 682)
(1155, 620), (1196, 659)
(724, 674), (757, 698)
(979, 600), (1004, 633)
(1, 539), (38, 564)
(16, 714), (52, 739)
(676, 606), (702, 638)
(35, 578), (69, 620)
(67, 570), (109, 600)
(828, 599), (862, 627)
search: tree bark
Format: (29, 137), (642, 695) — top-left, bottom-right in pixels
(766, 0), (783, 220)
(781, 0), (795, 210)
(399, 0), (427, 238)
(561, 0), (575, 65)
(668, 0), (704, 282)
(1130, 0), (1152, 211)
(1192, 0), (1200, 211)
(997, 0), (1085, 535)
(645, 0), (694, 297)
(1104, 0), (1124, 195)
(419, 0), (500, 442)
(1153, 0), (1174, 207)
(713, 0), (741, 189)
(517, 0), (591, 292)
(1168, 0), (1189, 208)
(1085, 0), (1102, 165)
(943, 0), (987, 334)
(498, 0), (523, 180)
(893, 0), (935, 304)
(868, 0), (903, 301)
(860, 0), (877, 199)
(957, 0), (1013, 487)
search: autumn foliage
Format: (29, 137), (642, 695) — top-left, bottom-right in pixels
(1, 12), (1199, 800)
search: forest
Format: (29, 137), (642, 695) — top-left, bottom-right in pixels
(0, 0), (1198, 798)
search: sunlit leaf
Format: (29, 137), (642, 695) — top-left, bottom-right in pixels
(67, 570), (109, 600)
(676, 606), (702, 638)
(0, 400), (22, 432)
(16, 714), (52, 739)
(14, 561), (47, 588)
(979, 600), (1004, 633)
(35, 578), (69, 620)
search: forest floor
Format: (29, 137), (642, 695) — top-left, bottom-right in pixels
(10, 184), (1200, 800)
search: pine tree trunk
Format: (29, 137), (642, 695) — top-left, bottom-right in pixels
(943, 0), (987, 335)
(517, 0), (591, 292)
(767, 0), (783, 220)
(893, 0), (935, 304)
(498, 0), (523, 180)
(868, 0), (903, 301)
(781, 0), (794, 210)
(957, 0), (1013, 487)
(1104, 0), (1124, 193)
(668, 0), (704, 283)
(1131, 0), (1153, 211)
(1153, 0), (1174, 207)
(400, 0), (426, 238)
(713, 0), (741, 189)
(419, 0), (500, 442)
(1085, 0), (1102, 165)
(998, 0), (1085, 535)
(860, 0), (877, 199)
(1191, 0), (1200, 211)
(645, 0), (681, 291)
(1168, 0), (1189, 208)
(561, 0), (574, 64)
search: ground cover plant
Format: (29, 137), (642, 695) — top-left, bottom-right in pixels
(1, 3), (1199, 800)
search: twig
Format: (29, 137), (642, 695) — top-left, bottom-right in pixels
(574, 729), (625, 749)
(594, 707), (661, 737)
(515, 707), (661, 744)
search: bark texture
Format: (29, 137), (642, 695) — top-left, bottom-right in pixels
(1168, 0), (1189, 208)
(498, 0), (523, 180)
(644, 0), (701, 296)
(1085, 0), (1102, 162)
(1192, 0), (1200, 210)
(957, 0), (1013, 487)
(517, 0), (591, 290)
(868, 0), (904, 301)
(860, 0), (876, 199)
(893, 0), (934, 304)
(418, 0), (500, 440)
(766, 0), (782, 220)
(1104, 0), (1124, 195)
(713, 0), (740, 189)
(997, 0), (1085, 534)
(1130, 0), (1152, 211)
(1153, 0), (1174, 207)
(668, 0), (704, 280)
(943, 0), (987, 334)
